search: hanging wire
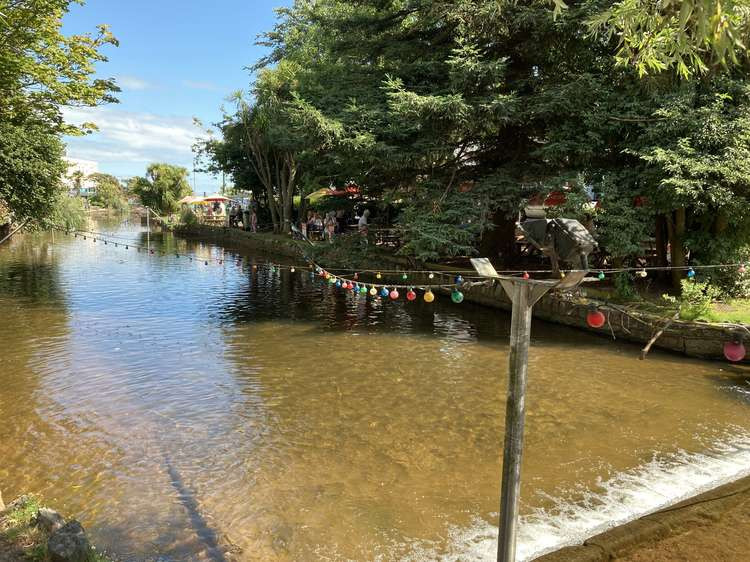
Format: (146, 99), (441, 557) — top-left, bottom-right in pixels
(53, 226), (750, 283)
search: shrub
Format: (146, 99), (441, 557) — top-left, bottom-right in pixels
(663, 279), (721, 321)
(180, 208), (198, 227)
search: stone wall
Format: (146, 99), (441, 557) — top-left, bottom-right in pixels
(175, 225), (744, 362)
(454, 279), (741, 360)
(174, 224), (303, 259)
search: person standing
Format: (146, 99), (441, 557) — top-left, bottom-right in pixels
(250, 196), (258, 233)
(325, 212), (336, 242)
(358, 209), (370, 237)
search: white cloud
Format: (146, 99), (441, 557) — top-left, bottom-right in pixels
(116, 75), (153, 91)
(182, 80), (221, 91)
(62, 106), (203, 173)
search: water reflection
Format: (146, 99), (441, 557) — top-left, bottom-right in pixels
(0, 220), (749, 561)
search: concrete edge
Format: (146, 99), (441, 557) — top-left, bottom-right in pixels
(534, 475), (750, 561)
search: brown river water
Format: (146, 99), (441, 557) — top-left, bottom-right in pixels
(2, 219), (750, 561)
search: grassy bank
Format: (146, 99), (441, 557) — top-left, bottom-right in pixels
(585, 285), (750, 325)
(0, 495), (109, 562)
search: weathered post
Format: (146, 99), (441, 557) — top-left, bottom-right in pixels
(497, 280), (538, 561)
(471, 218), (597, 562)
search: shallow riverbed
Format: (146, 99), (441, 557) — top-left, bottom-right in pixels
(1, 220), (750, 561)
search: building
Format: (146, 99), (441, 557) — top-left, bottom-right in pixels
(62, 158), (99, 197)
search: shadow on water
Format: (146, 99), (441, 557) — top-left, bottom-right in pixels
(162, 455), (227, 562)
(0, 260), (65, 304)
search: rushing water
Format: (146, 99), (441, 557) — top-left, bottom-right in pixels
(2, 219), (750, 561)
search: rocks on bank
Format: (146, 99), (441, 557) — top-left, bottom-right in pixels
(0, 493), (109, 562)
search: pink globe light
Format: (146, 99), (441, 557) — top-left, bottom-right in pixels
(587, 310), (606, 328)
(389, 289), (399, 300)
(724, 341), (746, 362)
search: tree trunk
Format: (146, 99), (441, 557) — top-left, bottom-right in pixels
(479, 209), (517, 265)
(714, 210), (728, 235)
(667, 207), (686, 290)
(654, 214), (668, 282)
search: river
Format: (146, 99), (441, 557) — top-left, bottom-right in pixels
(1, 219), (750, 561)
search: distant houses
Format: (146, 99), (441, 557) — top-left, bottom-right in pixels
(63, 157), (98, 198)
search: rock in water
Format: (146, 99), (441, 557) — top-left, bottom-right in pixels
(35, 507), (65, 533)
(48, 520), (91, 562)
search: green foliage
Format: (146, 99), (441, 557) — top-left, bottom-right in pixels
(180, 207), (198, 227)
(198, 0), (750, 265)
(89, 173), (128, 212)
(0, 121), (66, 222)
(397, 184), (491, 261)
(0, 0), (118, 223)
(129, 163), (192, 215)
(3, 495), (41, 528)
(1, 494), (112, 562)
(588, 0), (750, 78)
(596, 184), (655, 261)
(614, 272), (640, 301)
(689, 245), (750, 297)
(307, 233), (372, 270)
(662, 279), (721, 320)
(48, 194), (87, 231)
(701, 298), (750, 323)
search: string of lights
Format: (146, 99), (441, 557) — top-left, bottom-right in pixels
(53, 226), (750, 281)
(52, 227), (476, 302)
(48, 226), (750, 360)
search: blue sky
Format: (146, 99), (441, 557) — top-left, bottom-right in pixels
(62, 0), (290, 194)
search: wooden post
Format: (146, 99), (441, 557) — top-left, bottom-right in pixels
(497, 282), (533, 562)
(496, 279), (554, 562)
(472, 255), (589, 562)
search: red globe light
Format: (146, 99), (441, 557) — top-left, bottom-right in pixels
(587, 310), (606, 328)
(406, 290), (417, 301)
(724, 341), (746, 362)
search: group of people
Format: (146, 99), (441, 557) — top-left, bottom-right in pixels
(227, 198), (370, 242)
(301, 209), (370, 242)
(228, 199), (258, 232)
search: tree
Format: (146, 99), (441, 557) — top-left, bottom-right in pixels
(0, 122), (66, 223)
(193, 118), (262, 196)
(129, 163), (192, 215)
(0, 0), (118, 223)
(211, 0), (750, 287)
(627, 77), (750, 290)
(588, 0), (750, 78)
(89, 173), (127, 211)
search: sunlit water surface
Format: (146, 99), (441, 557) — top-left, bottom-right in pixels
(2, 220), (750, 561)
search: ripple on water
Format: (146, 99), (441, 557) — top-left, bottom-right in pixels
(1, 221), (750, 560)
